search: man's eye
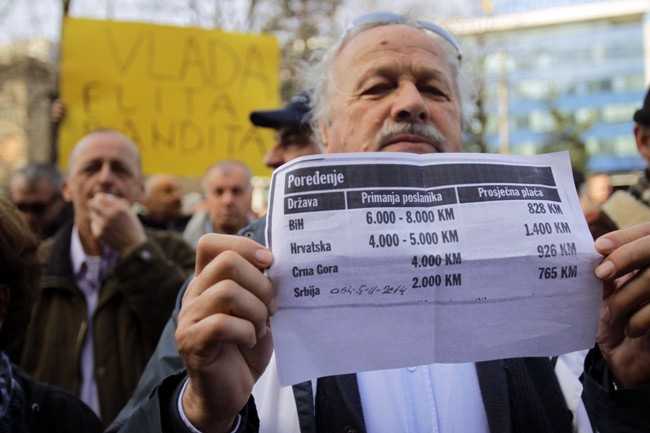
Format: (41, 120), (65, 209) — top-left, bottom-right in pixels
(364, 84), (392, 95)
(83, 163), (101, 174)
(421, 85), (448, 98)
(112, 163), (134, 177)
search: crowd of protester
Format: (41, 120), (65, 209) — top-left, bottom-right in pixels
(1, 10), (650, 433)
(1, 75), (318, 429)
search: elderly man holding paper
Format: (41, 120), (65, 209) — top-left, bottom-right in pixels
(114, 12), (650, 433)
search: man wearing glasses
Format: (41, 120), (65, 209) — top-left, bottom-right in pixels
(112, 13), (650, 433)
(10, 163), (73, 239)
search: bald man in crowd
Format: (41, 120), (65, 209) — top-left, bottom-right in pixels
(12, 129), (195, 426)
(182, 160), (253, 248)
(138, 173), (191, 233)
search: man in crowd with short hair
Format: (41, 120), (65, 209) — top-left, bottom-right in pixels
(138, 173), (191, 233)
(250, 90), (322, 169)
(12, 129), (195, 426)
(183, 160), (253, 248)
(10, 163), (73, 239)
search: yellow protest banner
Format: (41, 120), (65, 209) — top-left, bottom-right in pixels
(58, 17), (279, 177)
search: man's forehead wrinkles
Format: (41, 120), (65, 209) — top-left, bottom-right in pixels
(338, 41), (448, 75)
(351, 59), (451, 90)
(342, 26), (441, 54)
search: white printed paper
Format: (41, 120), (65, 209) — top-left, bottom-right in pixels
(265, 151), (602, 386)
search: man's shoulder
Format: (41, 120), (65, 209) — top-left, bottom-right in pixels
(38, 221), (74, 271)
(138, 214), (191, 233)
(13, 365), (103, 433)
(182, 211), (210, 238)
(186, 210), (209, 225)
(38, 236), (56, 262)
(238, 215), (267, 246)
(144, 227), (194, 252)
(601, 189), (650, 230)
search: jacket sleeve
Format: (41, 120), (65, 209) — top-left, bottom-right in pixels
(582, 347), (650, 432)
(111, 231), (195, 341)
(111, 369), (259, 433)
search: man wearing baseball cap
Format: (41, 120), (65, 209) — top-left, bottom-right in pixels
(250, 90), (321, 169)
(589, 86), (650, 237)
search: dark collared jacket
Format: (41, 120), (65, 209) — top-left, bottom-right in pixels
(13, 220), (195, 426)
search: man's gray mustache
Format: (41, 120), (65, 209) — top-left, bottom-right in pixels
(376, 122), (449, 151)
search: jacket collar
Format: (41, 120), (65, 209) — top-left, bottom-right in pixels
(42, 219), (75, 279)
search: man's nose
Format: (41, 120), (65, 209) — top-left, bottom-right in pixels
(97, 163), (114, 184)
(221, 190), (235, 204)
(391, 83), (429, 123)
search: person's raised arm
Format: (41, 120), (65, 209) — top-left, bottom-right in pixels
(176, 234), (275, 433)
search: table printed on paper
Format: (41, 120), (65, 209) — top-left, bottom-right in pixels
(265, 151), (601, 386)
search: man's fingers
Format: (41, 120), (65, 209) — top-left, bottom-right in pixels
(188, 249), (274, 307)
(595, 232), (650, 280)
(195, 233), (273, 274)
(626, 302), (650, 338)
(605, 269), (650, 336)
(88, 193), (123, 218)
(181, 278), (271, 343)
(595, 222), (650, 255)
(177, 311), (260, 358)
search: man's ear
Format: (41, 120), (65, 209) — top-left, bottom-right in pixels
(319, 123), (330, 152)
(61, 179), (72, 203)
(634, 124), (650, 163)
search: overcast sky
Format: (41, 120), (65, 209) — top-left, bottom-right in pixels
(0, 0), (605, 43)
(0, 0), (472, 43)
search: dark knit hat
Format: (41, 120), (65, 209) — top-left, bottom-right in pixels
(633, 87), (650, 125)
(249, 91), (311, 128)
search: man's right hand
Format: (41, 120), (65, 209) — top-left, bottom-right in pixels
(176, 234), (275, 433)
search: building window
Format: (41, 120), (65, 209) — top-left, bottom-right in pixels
(601, 102), (638, 124)
(529, 110), (552, 132)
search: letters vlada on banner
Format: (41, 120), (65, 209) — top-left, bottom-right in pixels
(58, 17), (280, 177)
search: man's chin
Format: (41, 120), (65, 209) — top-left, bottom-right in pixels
(379, 142), (443, 154)
(218, 218), (246, 234)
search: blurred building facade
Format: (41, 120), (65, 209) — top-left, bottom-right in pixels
(447, 0), (650, 179)
(0, 38), (58, 197)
